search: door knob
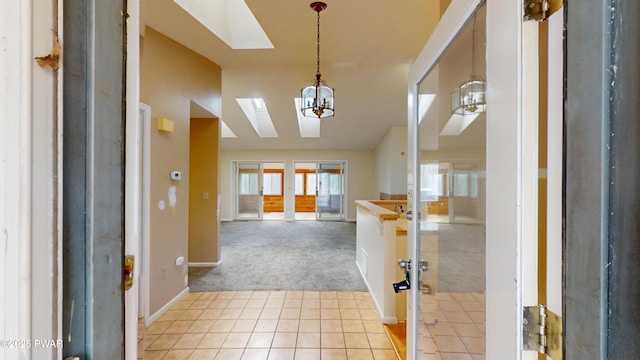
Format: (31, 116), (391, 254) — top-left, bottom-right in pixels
(405, 211), (413, 220)
(397, 259), (411, 270)
(419, 259), (429, 271)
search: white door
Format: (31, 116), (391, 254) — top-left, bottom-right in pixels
(407, 0), (545, 358)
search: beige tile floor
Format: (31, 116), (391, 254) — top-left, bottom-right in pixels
(140, 291), (398, 360)
(139, 290), (486, 360)
(417, 292), (486, 360)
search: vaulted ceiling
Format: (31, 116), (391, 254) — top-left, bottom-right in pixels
(141, 0), (442, 150)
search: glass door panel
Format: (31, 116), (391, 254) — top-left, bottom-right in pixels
(449, 162), (483, 223)
(236, 163), (262, 219)
(316, 162), (344, 220)
(410, 4), (486, 359)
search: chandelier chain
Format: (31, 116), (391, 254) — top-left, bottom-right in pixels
(316, 8), (321, 76)
(471, 16), (477, 77)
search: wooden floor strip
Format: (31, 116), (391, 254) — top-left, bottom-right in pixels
(384, 322), (406, 360)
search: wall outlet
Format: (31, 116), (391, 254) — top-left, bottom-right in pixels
(161, 267), (167, 279)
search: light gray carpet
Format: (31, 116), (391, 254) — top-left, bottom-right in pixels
(188, 221), (367, 292)
(433, 223), (485, 293)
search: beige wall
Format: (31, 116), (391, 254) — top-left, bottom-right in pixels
(220, 150), (376, 221)
(374, 126), (408, 199)
(189, 118), (220, 263)
(141, 28), (222, 314)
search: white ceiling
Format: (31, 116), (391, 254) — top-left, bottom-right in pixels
(141, 0), (441, 151)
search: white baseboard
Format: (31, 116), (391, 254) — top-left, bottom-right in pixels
(188, 261), (221, 267)
(355, 261), (398, 325)
(381, 315), (399, 324)
(147, 287), (189, 326)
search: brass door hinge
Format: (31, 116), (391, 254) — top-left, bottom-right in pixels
(124, 255), (135, 291)
(524, 0), (563, 22)
(523, 304), (562, 359)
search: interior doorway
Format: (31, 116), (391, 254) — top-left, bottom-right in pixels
(294, 161), (346, 221)
(234, 161), (285, 220)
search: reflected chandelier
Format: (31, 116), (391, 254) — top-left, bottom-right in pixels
(301, 2), (334, 118)
(452, 16), (486, 115)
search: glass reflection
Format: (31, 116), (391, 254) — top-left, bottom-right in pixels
(416, 5), (486, 359)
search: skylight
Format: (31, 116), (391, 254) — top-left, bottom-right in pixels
(220, 120), (237, 138)
(440, 113), (481, 136)
(294, 98), (320, 138)
(236, 98), (278, 138)
(174, 0), (273, 49)
(418, 94), (437, 124)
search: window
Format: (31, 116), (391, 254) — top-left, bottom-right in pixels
(329, 174), (342, 194)
(470, 172), (478, 198)
(420, 164), (444, 201)
(306, 173), (317, 195)
(263, 172), (282, 195)
(453, 173), (469, 196)
(239, 173), (259, 195)
(295, 173), (304, 195)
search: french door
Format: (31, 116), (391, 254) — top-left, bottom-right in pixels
(236, 162), (263, 219)
(315, 161), (345, 220)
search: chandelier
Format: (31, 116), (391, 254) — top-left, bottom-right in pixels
(301, 2), (334, 118)
(451, 16), (486, 115)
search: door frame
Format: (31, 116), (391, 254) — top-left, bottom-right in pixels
(315, 161), (347, 221)
(1, 0), (64, 358)
(234, 161), (265, 220)
(139, 103), (153, 328)
(447, 160), (484, 224)
(62, 0), (126, 357)
(407, 0), (537, 358)
(564, 2), (640, 357)
(232, 160), (287, 220)
(124, 1), (142, 358)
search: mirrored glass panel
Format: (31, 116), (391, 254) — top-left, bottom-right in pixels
(416, 5), (486, 358)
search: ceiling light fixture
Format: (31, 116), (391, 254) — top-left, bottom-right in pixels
(301, 2), (334, 119)
(451, 16), (486, 115)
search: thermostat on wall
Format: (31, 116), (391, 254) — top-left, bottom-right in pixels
(170, 171), (181, 180)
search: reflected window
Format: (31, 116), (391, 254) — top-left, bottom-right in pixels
(420, 164), (445, 201)
(453, 173), (469, 196)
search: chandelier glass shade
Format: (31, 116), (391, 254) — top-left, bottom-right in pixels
(301, 2), (334, 119)
(451, 16), (486, 116)
(451, 78), (486, 115)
